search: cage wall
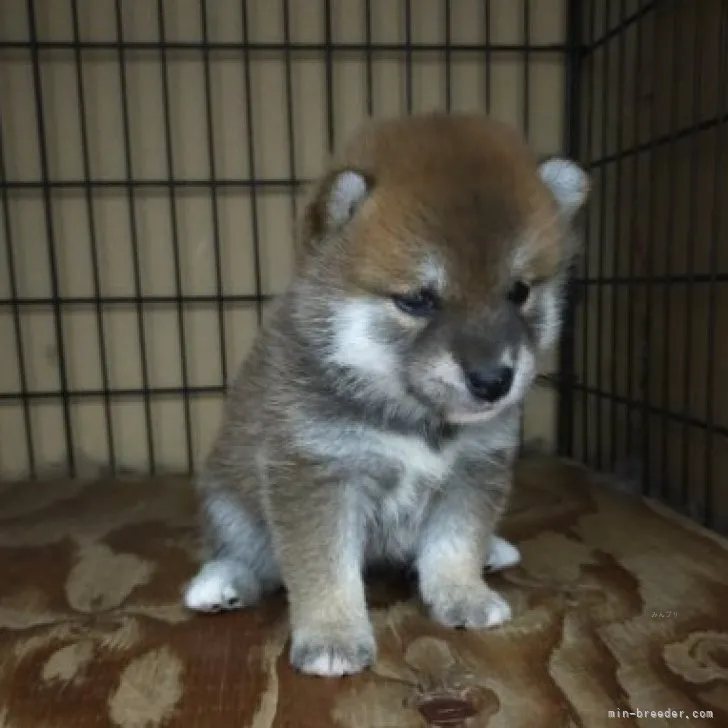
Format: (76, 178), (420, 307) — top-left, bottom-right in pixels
(0, 0), (569, 480)
(567, 0), (728, 534)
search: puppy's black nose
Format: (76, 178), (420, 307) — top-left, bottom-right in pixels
(465, 365), (514, 402)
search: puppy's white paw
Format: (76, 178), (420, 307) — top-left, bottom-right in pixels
(486, 535), (521, 572)
(290, 626), (376, 677)
(183, 560), (253, 613)
(428, 583), (512, 630)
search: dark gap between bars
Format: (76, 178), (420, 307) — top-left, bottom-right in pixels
(704, 2), (728, 530)
(624, 0), (645, 467)
(639, 1), (662, 497)
(556, 0), (583, 456)
(658, 6), (683, 502)
(680, 1), (704, 514)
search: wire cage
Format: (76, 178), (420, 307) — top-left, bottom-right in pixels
(567, 0), (728, 537)
(0, 0), (726, 536)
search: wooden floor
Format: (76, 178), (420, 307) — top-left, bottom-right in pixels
(1, 455), (727, 727)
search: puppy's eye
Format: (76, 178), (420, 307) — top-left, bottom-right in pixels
(507, 280), (531, 306)
(392, 289), (439, 317)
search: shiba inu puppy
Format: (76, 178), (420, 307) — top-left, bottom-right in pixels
(183, 113), (588, 677)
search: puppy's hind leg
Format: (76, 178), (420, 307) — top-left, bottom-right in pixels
(184, 489), (280, 614)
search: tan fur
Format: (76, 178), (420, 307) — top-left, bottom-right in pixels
(333, 115), (562, 298)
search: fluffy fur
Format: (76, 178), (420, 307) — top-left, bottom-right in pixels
(183, 114), (589, 677)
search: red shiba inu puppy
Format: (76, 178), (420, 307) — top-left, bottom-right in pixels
(184, 114), (589, 677)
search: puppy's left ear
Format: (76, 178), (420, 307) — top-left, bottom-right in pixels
(538, 157), (590, 220)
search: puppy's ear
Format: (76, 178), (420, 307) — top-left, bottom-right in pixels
(538, 157), (590, 220)
(298, 168), (374, 258)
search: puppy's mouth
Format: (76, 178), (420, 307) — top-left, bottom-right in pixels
(417, 348), (536, 425)
(445, 406), (497, 424)
(444, 393), (507, 425)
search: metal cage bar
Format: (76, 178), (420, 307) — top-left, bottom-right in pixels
(1, 0), (726, 537)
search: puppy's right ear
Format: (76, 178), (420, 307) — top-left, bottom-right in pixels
(538, 157), (590, 220)
(298, 168), (374, 258)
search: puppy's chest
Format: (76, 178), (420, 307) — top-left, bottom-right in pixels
(362, 431), (457, 524)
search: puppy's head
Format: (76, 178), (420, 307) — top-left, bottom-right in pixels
(294, 114), (589, 425)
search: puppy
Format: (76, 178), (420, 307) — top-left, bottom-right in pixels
(183, 113), (589, 677)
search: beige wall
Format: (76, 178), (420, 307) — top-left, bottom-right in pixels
(0, 0), (567, 479)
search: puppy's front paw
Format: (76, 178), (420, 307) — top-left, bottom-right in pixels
(427, 583), (511, 630)
(183, 560), (258, 613)
(290, 627), (376, 677)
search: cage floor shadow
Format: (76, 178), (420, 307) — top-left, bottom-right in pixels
(0, 455), (727, 728)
